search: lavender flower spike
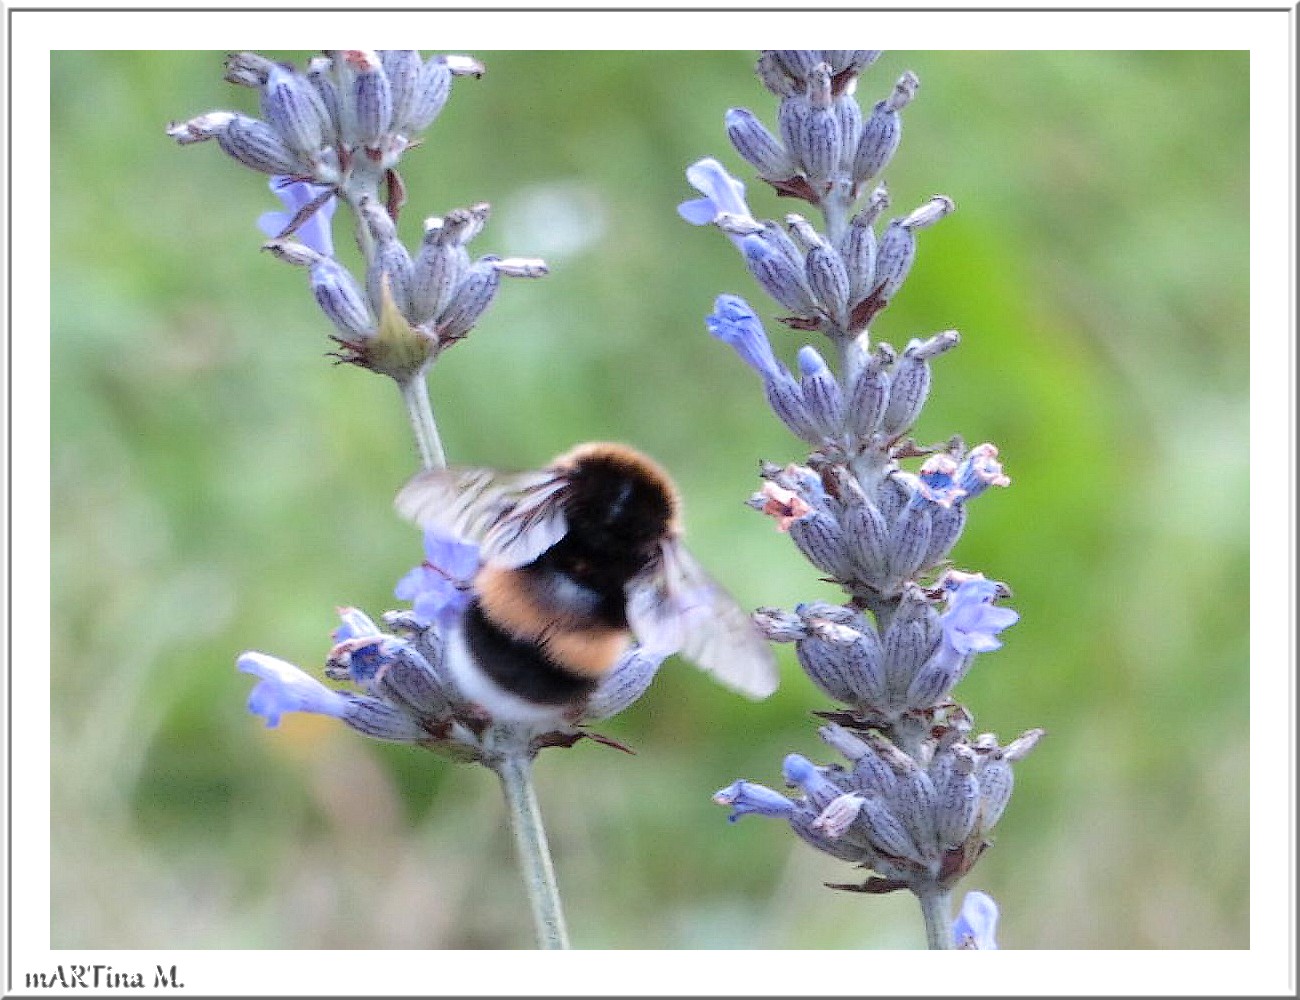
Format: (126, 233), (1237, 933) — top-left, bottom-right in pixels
(953, 890), (1000, 949)
(687, 48), (1040, 949)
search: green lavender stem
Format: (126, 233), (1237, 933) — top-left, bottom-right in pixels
(395, 360), (565, 949)
(491, 751), (571, 949)
(917, 888), (954, 949)
(399, 368), (447, 471)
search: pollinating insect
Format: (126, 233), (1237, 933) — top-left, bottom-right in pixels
(395, 442), (779, 724)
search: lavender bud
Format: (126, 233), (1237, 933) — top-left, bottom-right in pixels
(904, 653), (959, 710)
(796, 345), (845, 436)
(886, 501), (933, 581)
(347, 50), (393, 145)
(804, 244), (852, 330)
(836, 214), (877, 313)
(858, 797), (925, 865)
(841, 492), (891, 581)
(755, 51), (800, 97)
(834, 96), (863, 173)
(825, 50), (882, 76)
(892, 770), (940, 857)
(216, 114), (302, 174)
(223, 51), (276, 87)
(409, 223), (471, 325)
(726, 107), (796, 179)
(846, 344), (893, 439)
(586, 648), (665, 721)
(310, 258), (374, 339)
(874, 474), (910, 525)
(924, 503), (967, 568)
(880, 346), (931, 437)
(306, 56), (342, 143)
(769, 50), (821, 84)
(436, 258), (500, 341)
(882, 617), (934, 706)
(261, 64), (328, 157)
(166, 111), (236, 145)
(872, 220), (915, 301)
(742, 234), (817, 316)
(360, 201), (414, 320)
(842, 618), (887, 706)
(851, 742), (898, 797)
(793, 74), (842, 186)
(765, 373), (823, 444)
(774, 94), (837, 185)
(381, 50), (422, 132)
(761, 219), (811, 271)
(790, 809), (873, 864)
(784, 213), (825, 254)
(339, 695), (429, 742)
(373, 645), (455, 720)
(978, 759), (1014, 830)
(853, 72), (918, 185)
(788, 509), (853, 579)
(934, 749), (981, 849)
(796, 622), (859, 703)
(402, 57), (453, 132)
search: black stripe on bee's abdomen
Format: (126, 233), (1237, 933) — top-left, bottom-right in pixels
(463, 599), (599, 706)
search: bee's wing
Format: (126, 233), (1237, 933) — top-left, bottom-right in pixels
(395, 466), (570, 568)
(625, 541), (779, 699)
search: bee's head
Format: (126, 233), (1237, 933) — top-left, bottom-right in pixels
(559, 443), (679, 554)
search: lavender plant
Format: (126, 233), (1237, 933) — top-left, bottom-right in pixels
(168, 49), (669, 950)
(680, 49), (1043, 949)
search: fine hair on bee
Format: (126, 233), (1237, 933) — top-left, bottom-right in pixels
(395, 442), (778, 723)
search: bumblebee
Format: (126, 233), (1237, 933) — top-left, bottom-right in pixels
(396, 442), (778, 722)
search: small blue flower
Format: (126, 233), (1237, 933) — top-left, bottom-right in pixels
(939, 574), (1019, 655)
(395, 530), (480, 625)
(332, 606), (382, 644)
(238, 650), (349, 728)
(328, 607), (408, 684)
(895, 454), (968, 509)
(705, 294), (784, 383)
(713, 779), (796, 822)
(258, 176), (337, 256)
(955, 442), (1011, 501)
(953, 890), (1000, 949)
(781, 752), (844, 807)
(677, 157), (754, 229)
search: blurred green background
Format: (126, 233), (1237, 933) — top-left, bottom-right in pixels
(50, 50), (1248, 949)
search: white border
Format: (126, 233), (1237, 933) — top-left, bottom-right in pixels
(9, 6), (1295, 997)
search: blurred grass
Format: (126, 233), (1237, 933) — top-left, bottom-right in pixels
(50, 50), (1247, 949)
